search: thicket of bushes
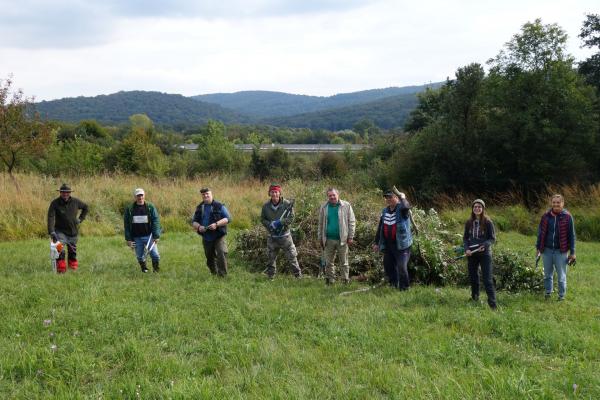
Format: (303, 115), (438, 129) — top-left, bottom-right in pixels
(236, 182), (542, 291)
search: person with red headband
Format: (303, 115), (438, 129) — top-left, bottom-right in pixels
(260, 183), (302, 280)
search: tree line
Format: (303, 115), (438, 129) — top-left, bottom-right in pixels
(2, 17), (600, 204)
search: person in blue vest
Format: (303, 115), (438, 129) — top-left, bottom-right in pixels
(372, 188), (414, 290)
(124, 188), (161, 273)
(192, 187), (231, 277)
(536, 194), (576, 301)
(463, 199), (497, 309)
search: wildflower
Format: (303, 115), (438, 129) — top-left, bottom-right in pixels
(49, 332), (55, 337)
(43, 319), (52, 327)
(50, 344), (57, 351)
(573, 383), (578, 393)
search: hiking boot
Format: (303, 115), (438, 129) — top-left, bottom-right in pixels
(139, 261), (149, 273)
(545, 293), (551, 300)
(558, 296), (565, 301)
(152, 260), (160, 273)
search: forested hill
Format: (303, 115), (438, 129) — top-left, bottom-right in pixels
(35, 91), (249, 127)
(261, 92), (421, 130)
(192, 83), (441, 118)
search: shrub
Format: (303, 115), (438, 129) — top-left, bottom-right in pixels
(235, 182), (542, 290)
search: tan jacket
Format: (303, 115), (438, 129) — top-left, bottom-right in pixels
(318, 200), (356, 247)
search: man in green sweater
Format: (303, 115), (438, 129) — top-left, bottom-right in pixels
(318, 187), (356, 285)
(260, 184), (302, 280)
(47, 183), (89, 273)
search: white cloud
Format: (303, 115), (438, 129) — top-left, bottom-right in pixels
(0, 0), (597, 100)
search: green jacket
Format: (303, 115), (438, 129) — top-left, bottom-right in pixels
(124, 201), (161, 241)
(261, 198), (294, 237)
(47, 196), (89, 236)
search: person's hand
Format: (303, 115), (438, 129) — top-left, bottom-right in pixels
(347, 238), (354, 246)
(466, 250), (472, 256)
(536, 250), (541, 258)
(478, 245), (485, 252)
(568, 254), (576, 264)
(208, 223), (217, 231)
(270, 220), (282, 230)
(50, 232), (58, 242)
(372, 244), (379, 252)
(197, 225), (207, 233)
(127, 241), (134, 248)
(154, 239), (160, 244)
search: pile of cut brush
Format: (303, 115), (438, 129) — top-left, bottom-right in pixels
(235, 184), (542, 291)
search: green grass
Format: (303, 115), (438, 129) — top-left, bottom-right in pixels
(0, 231), (598, 398)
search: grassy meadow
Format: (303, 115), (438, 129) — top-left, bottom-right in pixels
(1, 173), (599, 398)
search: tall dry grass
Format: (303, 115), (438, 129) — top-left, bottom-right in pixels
(0, 173), (358, 241)
(0, 173), (270, 240)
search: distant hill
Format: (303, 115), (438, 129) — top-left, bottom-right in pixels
(261, 92), (422, 130)
(35, 91), (249, 127)
(192, 84), (442, 118)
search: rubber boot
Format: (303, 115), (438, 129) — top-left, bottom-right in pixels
(68, 259), (79, 270)
(56, 259), (67, 274)
(139, 260), (149, 273)
(152, 259), (160, 273)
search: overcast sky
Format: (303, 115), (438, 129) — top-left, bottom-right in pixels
(0, 0), (597, 101)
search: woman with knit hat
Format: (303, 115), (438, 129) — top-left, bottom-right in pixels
(463, 199), (497, 309)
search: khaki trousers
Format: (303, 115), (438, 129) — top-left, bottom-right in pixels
(324, 239), (349, 281)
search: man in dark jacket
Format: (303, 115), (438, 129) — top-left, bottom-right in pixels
(192, 187), (231, 277)
(124, 188), (161, 273)
(47, 183), (89, 273)
(536, 194), (576, 301)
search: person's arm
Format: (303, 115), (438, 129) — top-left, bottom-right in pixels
(372, 213), (383, 251)
(78, 199), (89, 222)
(535, 216), (544, 252)
(124, 206), (132, 242)
(150, 204), (161, 240)
(260, 204), (271, 231)
(463, 221), (470, 252)
(484, 220), (496, 249)
(47, 202), (56, 235)
(281, 201), (294, 227)
(347, 204), (356, 242)
(568, 215), (576, 256)
(317, 205), (324, 245)
(209, 205), (230, 230)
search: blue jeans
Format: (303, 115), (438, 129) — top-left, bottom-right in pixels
(542, 248), (567, 298)
(134, 235), (160, 263)
(383, 246), (411, 290)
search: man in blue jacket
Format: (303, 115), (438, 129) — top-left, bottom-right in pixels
(124, 188), (161, 273)
(372, 188), (414, 290)
(192, 187), (231, 277)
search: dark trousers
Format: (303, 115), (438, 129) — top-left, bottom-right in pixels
(202, 236), (228, 276)
(383, 246), (411, 290)
(56, 231), (78, 261)
(468, 253), (497, 307)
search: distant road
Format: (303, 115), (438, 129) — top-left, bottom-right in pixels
(179, 143), (370, 153)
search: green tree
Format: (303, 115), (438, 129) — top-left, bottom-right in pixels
(578, 13), (600, 91)
(486, 19), (597, 203)
(0, 76), (52, 189)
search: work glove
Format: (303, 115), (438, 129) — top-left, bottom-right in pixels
(269, 219), (282, 231)
(50, 232), (58, 242)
